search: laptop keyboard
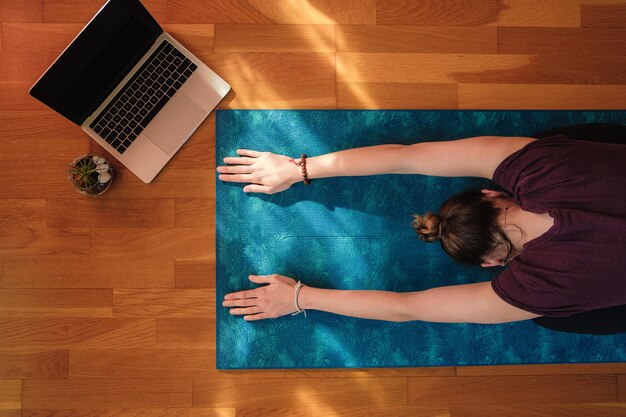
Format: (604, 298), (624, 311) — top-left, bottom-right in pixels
(89, 40), (198, 154)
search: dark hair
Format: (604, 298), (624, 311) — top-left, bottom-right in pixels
(411, 191), (512, 265)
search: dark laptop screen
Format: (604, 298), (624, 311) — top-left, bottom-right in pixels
(30, 0), (162, 125)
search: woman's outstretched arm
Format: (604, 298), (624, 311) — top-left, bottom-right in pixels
(217, 136), (534, 194)
(222, 274), (540, 324)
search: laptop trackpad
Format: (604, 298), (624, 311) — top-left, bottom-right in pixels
(143, 92), (207, 155)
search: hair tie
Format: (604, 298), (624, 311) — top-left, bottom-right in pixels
(437, 221), (443, 239)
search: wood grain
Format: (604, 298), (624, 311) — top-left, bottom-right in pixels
(2, 258), (175, 288)
(22, 379), (192, 408)
(166, 0), (376, 24)
(0, 380), (21, 410)
(175, 259), (216, 288)
(236, 406), (451, 417)
(22, 409), (235, 417)
(175, 198), (215, 229)
(0, 228), (89, 257)
(376, 0), (580, 27)
(214, 24), (336, 52)
(155, 318), (215, 349)
(47, 199), (176, 228)
(458, 363), (626, 376)
(337, 53), (537, 84)
(451, 403), (626, 417)
(408, 375), (618, 406)
(582, 0), (626, 27)
(0, 0), (43, 22)
(499, 27), (626, 55)
(0, 319), (155, 348)
(193, 377), (407, 408)
(458, 84), (626, 109)
(0, 349), (68, 378)
(91, 227), (212, 258)
(337, 25), (498, 53)
(113, 289), (216, 318)
(43, 0), (167, 23)
(221, 80), (336, 109)
(619, 374), (626, 401)
(338, 82), (457, 109)
(0, 289), (112, 318)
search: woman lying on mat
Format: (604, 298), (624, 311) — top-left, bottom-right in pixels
(218, 124), (626, 334)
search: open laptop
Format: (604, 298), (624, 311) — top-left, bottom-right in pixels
(30, 0), (230, 183)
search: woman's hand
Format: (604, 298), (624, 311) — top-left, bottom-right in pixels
(222, 274), (298, 321)
(217, 149), (301, 194)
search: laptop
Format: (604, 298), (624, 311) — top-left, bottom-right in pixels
(29, 0), (230, 183)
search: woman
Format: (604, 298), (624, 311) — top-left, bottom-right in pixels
(218, 126), (626, 333)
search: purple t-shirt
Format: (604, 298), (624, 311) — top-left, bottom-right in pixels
(491, 135), (626, 317)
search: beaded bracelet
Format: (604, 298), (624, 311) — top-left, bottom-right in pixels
(290, 154), (311, 185)
(291, 280), (307, 317)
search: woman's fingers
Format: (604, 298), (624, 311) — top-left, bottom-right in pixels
(244, 313), (271, 321)
(242, 184), (272, 194)
(229, 306), (262, 316)
(222, 156), (255, 165)
(216, 165), (253, 174)
(218, 173), (254, 183)
(236, 149), (263, 157)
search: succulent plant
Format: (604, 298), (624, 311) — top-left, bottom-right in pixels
(69, 155), (113, 195)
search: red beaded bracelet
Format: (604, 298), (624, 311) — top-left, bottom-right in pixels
(290, 154), (311, 185)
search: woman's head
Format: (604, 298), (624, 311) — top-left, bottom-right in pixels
(412, 190), (513, 266)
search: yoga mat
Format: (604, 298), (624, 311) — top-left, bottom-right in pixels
(216, 110), (626, 370)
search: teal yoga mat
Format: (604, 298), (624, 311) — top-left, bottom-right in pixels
(216, 110), (626, 370)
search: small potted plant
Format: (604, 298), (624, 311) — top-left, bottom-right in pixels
(69, 154), (113, 195)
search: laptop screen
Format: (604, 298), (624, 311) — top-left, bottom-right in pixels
(30, 0), (162, 125)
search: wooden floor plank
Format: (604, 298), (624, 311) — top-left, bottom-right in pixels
(337, 82), (457, 109)
(451, 403), (626, 417)
(91, 228), (212, 258)
(22, 379), (191, 408)
(0, 318), (155, 348)
(0, 349), (68, 378)
(375, 0), (580, 27)
(0, 0), (43, 22)
(198, 52), (336, 83)
(214, 24), (335, 52)
(458, 84), (626, 109)
(155, 318), (215, 349)
(0, 200), (46, 229)
(538, 55), (626, 84)
(166, 0), (376, 24)
(113, 289), (216, 318)
(221, 80), (336, 109)
(193, 377), (407, 408)
(1, 23), (82, 54)
(162, 24), (215, 54)
(619, 375), (626, 401)
(47, 199), (176, 228)
(69, 349), (215, 378)
(337, 53), (537, 84)
(175, 259), (216, 289)
(43, 0), (167, 23)
(82, 166), (215, 199)
(0, 289), (112, 318)
(499, 27), (626, 55)
(2, 258), (174, 288)
(0, 228), (89, 257)
(21, 409), (235, 417)
(408, 375), (618, 406)
(237, 406), (450, 417)
(336, 25), (497, 53)
(582, 0), (626, 27)
(458, 363), (626, 376)
(0, 380), (21, 411)
(175, 198), (215, 229)
(0, 82), (47, 110)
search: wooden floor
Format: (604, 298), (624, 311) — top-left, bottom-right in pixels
(1, 0), (626, 416)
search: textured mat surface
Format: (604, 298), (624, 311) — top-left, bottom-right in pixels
(216, 110), (626, 370)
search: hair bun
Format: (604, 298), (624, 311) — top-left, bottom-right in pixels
(412, 212), (442, 243)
